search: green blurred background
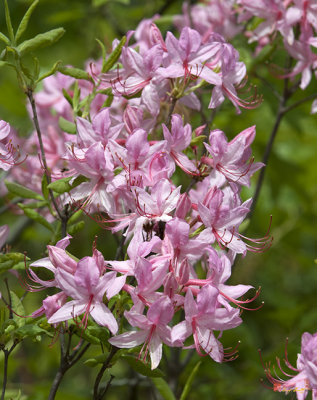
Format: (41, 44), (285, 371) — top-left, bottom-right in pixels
(1, 0), (317, 399)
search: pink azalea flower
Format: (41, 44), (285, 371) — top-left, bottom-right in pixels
(48, 257), (120, 334)
(109, 296), (175, 369)
(157, 27), (221, 86)
(162, 114), (198, 175)
(262, 332), (317, 399)
(203, 126), (264, 187)
(172, 285), (241, 362)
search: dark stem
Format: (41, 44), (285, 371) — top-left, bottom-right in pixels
(249, 103), (285, 216)
(93, 346), (118, 400)
(1, 341), (19, 400)
(283, 92), (317, 115)
(249, 63), (293, 217)
(26, 88), (66, 226)
(47, 332), (90, 400)
(4, 279), (12, 319)
(166, 97), (178, 127)
(99, 374), (115, 399)
(157, 0), (178, 15)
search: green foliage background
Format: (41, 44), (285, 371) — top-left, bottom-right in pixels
(0, 0), (317, 399)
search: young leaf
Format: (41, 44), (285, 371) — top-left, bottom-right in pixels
(103, 93), (114, 108)
(41, 174), (49, 201)
(190, 135), (207, 146)
(102, 36), (126, 73)
(0, 60), (14, 69)
(14, 324), (51, 340)
(4, 0), (15, 43)
(84, 353), (109, 367)
(62, 88), (73, 107)
(5, 180), (44, 200)
(59, 117), (76, 134)
(0, 31), (10, 46)
(15, 0), (40, 43)
(18, 203), (54, 232)
(68, 209), (83, 224)
(150, 378), (176, 400)
(17, 28), (65, 56)
(179, 361), (202, 400)
(0, 253), (28, 275)
(122, 355), (165, 378)
(96, 38), (106, 65)
(36, 60), (62, 83)
(47, 175), (89, 194)
(58, 66), (92, 81)
(68, 221), (85, 235)
(10, 291), (25, 328)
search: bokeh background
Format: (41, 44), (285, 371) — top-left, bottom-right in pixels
(0, 0), (317, 399)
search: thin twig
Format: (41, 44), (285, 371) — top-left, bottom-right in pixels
(93, 346), (118, 400)
(283, 92), (317, 115)
(1, 341), (19, 400)
(99, 374), (115, 399)
(26, 88), (65, 223)
(249, 57), (293, 217)
(166, 97), (178, 127)
(47, 332), (90, 400)
(4, 279), (12, 319)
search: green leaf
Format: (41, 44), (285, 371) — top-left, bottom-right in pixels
(5, 180), (44, 200)
(93, 0), (130, 5)
(190, 135), (207, 146)
(47, 175), (88, 195)
(87, 325), (110, 341)
(103, 93), (114, 108)
(10, 291), (25, 328)
(72, 81), (81, 110)
(36, 60), (62, 83)
(0, 32), (10, 46)
(62, 88), (73, 107)
(96, 38), (106, 65)
(0, 253), (28, 265)
(151, 378), (176, 400)
(68, 221), (85, 235)
(41, 174), (49, 201)
(15, 0), (40, 43)
(122, 355), (165, 378)
(58, 66), (92, 81)
(4, 0), (15, 43)
(47, 177), (73, 194)
(189, 225), (205, 238)
(0, 61), (13, 69)
(155, 15), (175, 25)
(17, 27), (65, 56)
(179, 361), (202, 400)
(68, 209), (83, 224)
(102, 36), (126, 73)
(84, 353), (109, 367)
(0, 253), (28, 275)
(14, 324), (50, 340)
(18, 203), (54, 232)
(59, 117), (76, 134)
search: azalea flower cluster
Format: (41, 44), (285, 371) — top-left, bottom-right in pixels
(0, 22), (271, 370)
(175, 0), (317, 112)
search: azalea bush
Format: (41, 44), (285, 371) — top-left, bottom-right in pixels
(0, 1), (317, 399)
